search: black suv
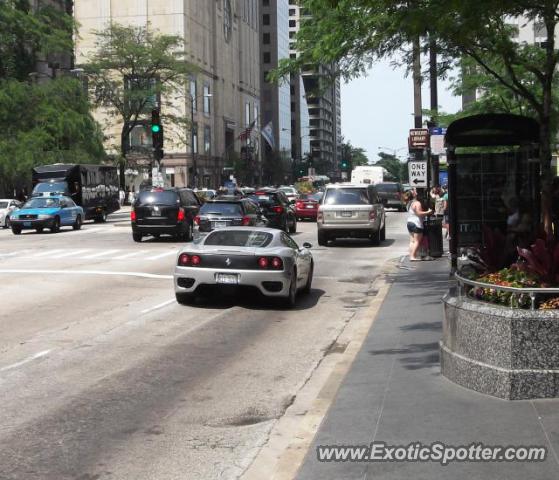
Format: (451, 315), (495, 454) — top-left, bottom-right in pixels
(195, 198), (263, 232)
(131, 188), (201, 242)
(249, 189), (297, 233)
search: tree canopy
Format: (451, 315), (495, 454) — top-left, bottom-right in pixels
(0, 0), (73, 81)
(0, 78), (106, 195)
(82, 22), (195, 186)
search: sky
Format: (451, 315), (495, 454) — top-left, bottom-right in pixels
(340, 57), (462, 163)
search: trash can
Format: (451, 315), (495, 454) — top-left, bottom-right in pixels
(425, 217), (444, 258)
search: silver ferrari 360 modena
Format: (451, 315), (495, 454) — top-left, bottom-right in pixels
(174, 227), (314, 307)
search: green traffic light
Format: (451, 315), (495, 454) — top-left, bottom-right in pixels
(151, 124), (161, 134)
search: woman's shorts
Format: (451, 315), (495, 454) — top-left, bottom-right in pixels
(407, 222), (424, 234)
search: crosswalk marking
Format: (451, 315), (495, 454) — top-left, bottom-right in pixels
(112, 250), (151, 260)
(83, 249), (121, 259)
(32, 249), (66, 258)
(51, 249), (91, 259)
(146, 251), (177, 261)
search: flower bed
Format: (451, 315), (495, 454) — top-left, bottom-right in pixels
(465, 236), (559, 309)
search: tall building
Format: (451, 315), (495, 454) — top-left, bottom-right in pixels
(288, 3), (342, 179)
(74, 0), (261, 189)
(259, 0), (293, 183)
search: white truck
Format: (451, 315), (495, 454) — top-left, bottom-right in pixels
(350, 166), (384, 185)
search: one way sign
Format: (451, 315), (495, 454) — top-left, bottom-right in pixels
(408, 161), (427, 188)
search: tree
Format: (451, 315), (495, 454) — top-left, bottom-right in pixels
(341, 140), (369, 168)
(82, 23), (194, 188)
(375, 152), (408, 183)
(274, 0), (559, 231)
(0, 0), (73, 81)
(0, 77), (106, 195)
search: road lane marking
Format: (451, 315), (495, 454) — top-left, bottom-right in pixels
(83, 249), (121, 259)
(112, 250), (151, 260)
(50, 249), (91, 259)
(0, 350), (52, 372)
(146, 251), (177, 261)
(140, 299), (175, 314)
(31, 249), (65, 258)
(0, 269), (172, 279)
(0, 252), (18, 258)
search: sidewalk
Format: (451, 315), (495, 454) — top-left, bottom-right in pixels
(296, 258), (559, 480)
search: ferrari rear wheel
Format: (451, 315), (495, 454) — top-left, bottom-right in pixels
(284, 269), (298, 307)
(303, 262), (313, 294)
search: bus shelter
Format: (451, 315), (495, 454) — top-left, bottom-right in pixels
(445, 114), (541, 271)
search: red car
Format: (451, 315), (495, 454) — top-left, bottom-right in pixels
(295, 193), (323, 221)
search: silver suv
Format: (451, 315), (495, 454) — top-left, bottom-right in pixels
(317, 184), (386, 246)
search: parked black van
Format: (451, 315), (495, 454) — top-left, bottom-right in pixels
(131, 188), (201, 242)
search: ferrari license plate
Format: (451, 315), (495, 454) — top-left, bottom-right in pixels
(24, 221), (31, 227)
(215, 273), (239, 285)
(306, 205), (314, 209)
(213, 221), (227, 229)
(341, 211), (353, 217)
(151, 209), (161, 216)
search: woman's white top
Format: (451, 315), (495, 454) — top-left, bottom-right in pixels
(407, 201), (423, 228)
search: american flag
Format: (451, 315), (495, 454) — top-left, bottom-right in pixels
(239, 120), (256, 141)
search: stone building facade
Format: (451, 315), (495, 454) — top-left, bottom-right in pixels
(74, 0), (261, 189)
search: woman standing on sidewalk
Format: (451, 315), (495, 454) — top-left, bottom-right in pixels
(406, 189), (433, 261)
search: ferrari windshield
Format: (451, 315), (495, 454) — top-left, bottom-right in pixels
(204, 230), (273, 247)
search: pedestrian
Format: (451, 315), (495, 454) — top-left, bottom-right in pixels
(441, 187), (449, 239)
(128, 186), (135, 205)
(406, 189), (433, 261)
(119, 188), (125, 206)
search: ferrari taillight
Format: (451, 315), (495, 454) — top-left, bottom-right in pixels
(178, 253), (190, 266)
(177, 208), (185, 221)
(130, 210), (136, 222)
(257, 256), (283, 270)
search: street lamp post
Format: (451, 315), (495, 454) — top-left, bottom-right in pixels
(189, 92), (212, 188)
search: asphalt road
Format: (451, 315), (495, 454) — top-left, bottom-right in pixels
(0, 210), (410, 480)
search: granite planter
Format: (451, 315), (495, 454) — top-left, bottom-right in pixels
(441, 292), (559, 400)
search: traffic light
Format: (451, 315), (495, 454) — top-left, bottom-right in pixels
(341, 159), (349, 170)
(151, 109), (164, 158)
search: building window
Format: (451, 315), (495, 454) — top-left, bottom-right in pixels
(263, 51), (271, 64)
(263, 32), (270, 44)
(263, 0), (269, 5)
(192, 123), (198, 154)
(190, 77), (197, 112)
(289, 8), (296, 16)
(204, 126), (211, 154)
(289, 31), (296, 39)
(245, 102), (251, 126)
(223, 0), (232, 42)
(254, 105), (259, 124)
(263, 14), (270, 25)
(290, 53), (296, 59)
(289, 19), (296, 27)
(203, 84), (211, 114)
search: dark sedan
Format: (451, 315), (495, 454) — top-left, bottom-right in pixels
(195, 199), (262, 232)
